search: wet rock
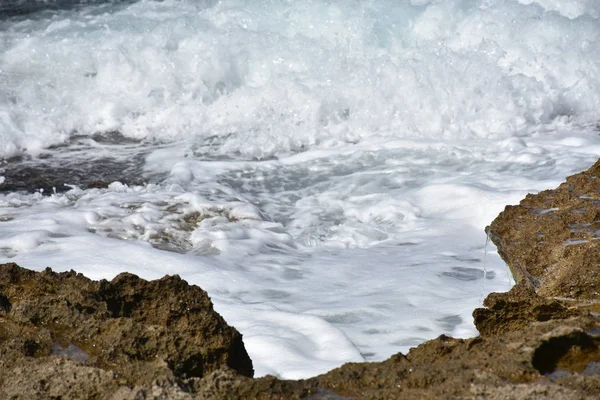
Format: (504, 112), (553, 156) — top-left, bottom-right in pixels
(0, 263), (253, 399)
(486, 158), (600, 302)
(2, 261), (600, 399)
(473, 280), (578, 336)
(308, 315), (600, 399)
(469, 158), (600, 346)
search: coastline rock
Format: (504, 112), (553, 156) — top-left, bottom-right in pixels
(0, 263), (253, 399)
(486, 158), (600, 303)
(473, 280), (577, 336)
(311, 315), (600, 399)
(3, 263), (600, 400)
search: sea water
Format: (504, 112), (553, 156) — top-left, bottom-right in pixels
(1, 0), (599, 379)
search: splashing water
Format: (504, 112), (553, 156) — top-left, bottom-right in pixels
(0, 0), (599, 379)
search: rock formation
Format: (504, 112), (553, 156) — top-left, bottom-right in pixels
(474, 158), (600, 338)
(485, 158), (600, 303)
(0, 264), (253, 399)
(2, 160), (600, 399)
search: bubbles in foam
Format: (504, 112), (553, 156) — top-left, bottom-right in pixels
(0, 0), (599, 158)
(517, 0), (600, 19)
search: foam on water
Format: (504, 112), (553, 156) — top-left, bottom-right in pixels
(1, 0), (600, 379)
(1, 0), (600, 156)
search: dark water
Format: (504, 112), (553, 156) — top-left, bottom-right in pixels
(0, 132), (155, 194)
(0, 0), (135, 19)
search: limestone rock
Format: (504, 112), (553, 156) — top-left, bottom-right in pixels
(473, 280), (577, 336)
(311, 315), (600, 399)
(486, 158), (600, 302)
(0, 263), (253, 399)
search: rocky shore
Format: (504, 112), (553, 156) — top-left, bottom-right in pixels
(2, 159), (600, 399)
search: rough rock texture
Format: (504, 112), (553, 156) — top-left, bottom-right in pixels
(134, 315), (600, 400)
(3, 159), (600, 399)
(473, 280), (578, 336)
(312, 316), (600, 400)
(486, 158), (600, 302)
(0, 263), (253, 399)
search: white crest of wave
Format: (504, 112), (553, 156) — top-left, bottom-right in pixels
(0, 0), (599, 158)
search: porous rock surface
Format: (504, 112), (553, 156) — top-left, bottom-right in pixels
(0, 263), (253, 399)
(486, 158), (600, 303)
(3, 160), (600, 399)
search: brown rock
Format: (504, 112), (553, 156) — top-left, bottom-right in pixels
(0, 263), (253, 399)
(473, 280), (578, 336)
(309, 315), (600, 399)
(2, 260), (600, 399)
(486, 158), (600, 302)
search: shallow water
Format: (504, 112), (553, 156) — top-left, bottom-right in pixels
(1, 0), (600, 379)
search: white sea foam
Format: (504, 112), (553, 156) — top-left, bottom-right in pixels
(1, 0), (600, 379)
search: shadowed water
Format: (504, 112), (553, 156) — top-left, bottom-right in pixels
(0, 0), (135, 19)
(0, 133), (155, 193)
